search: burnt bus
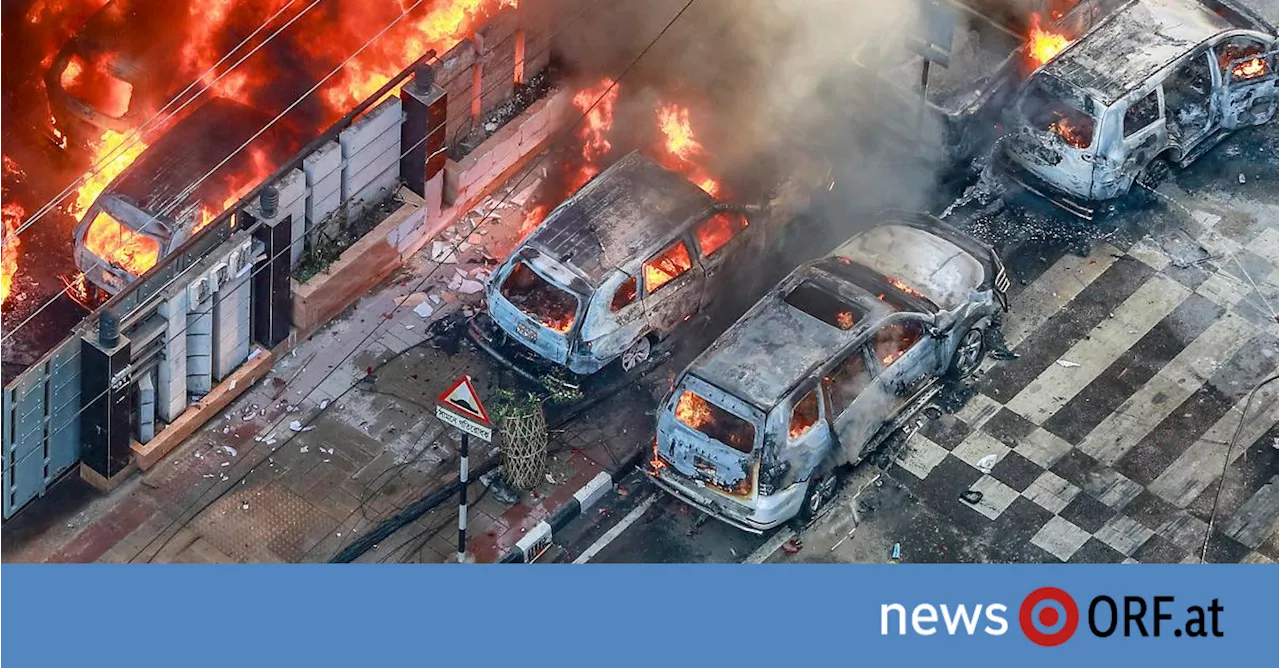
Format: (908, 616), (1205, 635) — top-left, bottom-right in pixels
(73, 98), (306, 295)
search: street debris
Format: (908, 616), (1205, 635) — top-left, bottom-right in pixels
(396, 292), (429, 308)
(289, 420), (314, 432)
(299, 445), (309, 453)
(431, 241), (458, 264)
(413, 301), (435, 318)
(319, 399), (329, 410)
(1056, 360), (1081, 368)
(976, 453), (998, 474)
(959, 490), (983, 505)
(219, 445), (238, 458)
(782, 538), (804, 555)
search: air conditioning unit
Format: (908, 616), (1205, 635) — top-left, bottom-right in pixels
(212, 262), (230, 291)
(188, 276), (211, 304)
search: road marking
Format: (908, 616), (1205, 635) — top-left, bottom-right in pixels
(1078, 311), (1256, 465)
(572, 494), (657, 564)
(742, 527), (796, 564)
(1003, 243), (1122, 349)
(1006, 273), (1189, 425)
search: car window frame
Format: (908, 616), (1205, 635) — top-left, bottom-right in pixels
(786, 382), (825, 444)
(642, 238), (695, 296)
(821, 343), (878, 417)
(1122, 89), (1162, 137)
(692, 210), (750, 259)
(868, 315), (930, 370)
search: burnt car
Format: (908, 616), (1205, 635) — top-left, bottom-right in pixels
(73, 97), (306, 294)
(997, 0), (1278, 218)
(46, 0), (192, 138)
(647, 212), (1010, 533)
(476, 151), (764, 376)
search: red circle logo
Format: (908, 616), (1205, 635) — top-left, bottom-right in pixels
(1019, 587), (1079, 646)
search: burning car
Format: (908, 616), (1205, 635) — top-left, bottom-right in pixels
(997, 0), (1278, 218)
(73, 97), (306, 294)
(46, 0), (192, 138)
(475, 151), (764, 376)
(647, 212), (1010, 533)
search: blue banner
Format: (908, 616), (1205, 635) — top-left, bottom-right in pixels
(3, 565), (1276, 666)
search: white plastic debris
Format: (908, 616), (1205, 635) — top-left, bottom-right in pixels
(289, 420), (314, 432)
(319, 399), (329, 410)
(1238, 173), (1247, 184)
(1056, 360), (1081, 368)
(242, 503), (250, 511)
(976, 453), (998, 474)
(458, 279), (484, 294)
(413, 301), (435, 318)
(286, 405), (298, 413)
(203, 473), (216, 479)
(229, 379), (237, 390)
(221, 462), (231, 467)
(300, 445), (309, 454)
(429, 294), (442, 305)
(431, 241), (458, 264)
(545, 473), (556, 485)
(220, 445), (238, 458)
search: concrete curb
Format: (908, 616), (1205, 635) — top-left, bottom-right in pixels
(497, 448), (646, 563)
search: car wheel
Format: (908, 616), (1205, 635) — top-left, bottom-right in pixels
(799, 469), (838, 523)
(1133, 157), (1172, 202)
(949, 327), (986, 379)
(620, 336), (651, 373)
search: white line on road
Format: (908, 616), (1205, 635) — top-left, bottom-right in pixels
(572, 494), (658, 564)
(742, 528), (796, 564)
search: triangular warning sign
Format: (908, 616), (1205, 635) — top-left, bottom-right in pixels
(437, 376), (491, 425)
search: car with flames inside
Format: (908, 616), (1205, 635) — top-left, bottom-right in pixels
(46, 0), (193, 139)
(73, 97), (305, 295)
(996, 0), (1278, 219)
(647, 212), (1010, 533)
(473, 150), (765, 377)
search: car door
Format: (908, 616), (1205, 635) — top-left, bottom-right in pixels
(690, 209), (753, 307)
(867, 314), (937, 421)
(822, 343), (888, 465)
(642, 236), (705, 334)
(782, 382), (832, 482)
(1212, 35), (1279, 129)
(1162, 50), (1217, 151)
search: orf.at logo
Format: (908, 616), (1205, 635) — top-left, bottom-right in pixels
(1020, 587), (1079, 646)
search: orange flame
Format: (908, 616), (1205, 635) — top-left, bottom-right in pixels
(83, 210), (159, 276)
(1027, 14), (1070, 68)
(520, 204), (547, 240)
(675, 390), (714, 430)
(1048, 116), (1090, 148)
(565, 78), (619, 193)
(656, 103), (719, 196)
(72, 130), (150, 218)
(888, 277), (923, 298)
(1233, 57), (1268, 79)
(2, 203), (22, 305)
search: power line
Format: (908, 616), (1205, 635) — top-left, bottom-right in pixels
(1199, 373), (1278, 563)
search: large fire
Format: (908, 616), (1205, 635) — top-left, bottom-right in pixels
(675, 390), (714, 430)
(83, 211), (160, 276)
(656, 104), (718, 196)
(1027, 14), (1071, 68)
(2, 155), (25, 305)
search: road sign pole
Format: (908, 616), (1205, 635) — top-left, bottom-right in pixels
(457, 432), (469, 563)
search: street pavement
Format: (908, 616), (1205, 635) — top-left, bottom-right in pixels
(558, 123), (1279, 565)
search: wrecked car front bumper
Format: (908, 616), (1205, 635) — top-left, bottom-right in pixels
(645, 466), (805, 534)
(995, 150), (1101, 221)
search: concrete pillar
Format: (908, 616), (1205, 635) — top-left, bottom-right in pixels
(249, 210), (293, 349)
(400, 65), (448, 199)
(212, 261), (252, 381)
(186, 289), (214, 397)
(157, 290), (189, 422)
(136, 370), (156, 443)
(80, 312), (132, 480)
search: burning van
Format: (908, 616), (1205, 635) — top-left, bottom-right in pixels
(475, 151), (764, 376)
(648, 212), (1010, 533)
(73, 97), (305, 294)
(998, 0), (1278, 218)
(46, 0), (191, 138)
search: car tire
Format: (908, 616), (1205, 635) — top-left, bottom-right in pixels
(619, 336), (652, 373)
(948, 327), (986, 379)
(1133, 157), (1172, 201)
(798, 468), (838, 523)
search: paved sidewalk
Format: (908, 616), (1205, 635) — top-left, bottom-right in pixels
(1, 162), (642, 564)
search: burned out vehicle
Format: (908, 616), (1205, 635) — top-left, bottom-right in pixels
(648, 213), (1010, 533)
(998, 0), (1278, 218)
(47, 0), (192, 138)
(476, 151), (764, 376)
(74, 97), (305, 294)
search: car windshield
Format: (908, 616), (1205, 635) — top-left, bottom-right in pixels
(1020, 79), (1096, 149)
(674, 390), (756, 454)
(500, 261), (580, 334)
(784, 280), (864, 330)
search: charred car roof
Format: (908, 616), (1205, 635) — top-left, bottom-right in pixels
(686, 267), (891, 410)
(522, 151), (716, 287)
(1040, 0), (1241, 104)
(108, 98), (306, 219)
(828, 223), (985, 311)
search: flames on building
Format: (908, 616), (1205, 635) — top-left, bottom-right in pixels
(4, 0), (522, 306)
(519, 77), (725, 240)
